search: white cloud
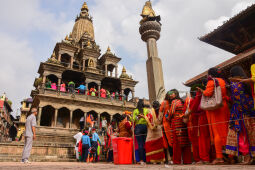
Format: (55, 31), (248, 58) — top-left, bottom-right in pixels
(231, 1), (253, 16)
(204, 16), (229, 33)
(0, 32), (37, 116)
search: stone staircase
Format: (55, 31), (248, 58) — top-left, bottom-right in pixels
(0, 126), (78, 162)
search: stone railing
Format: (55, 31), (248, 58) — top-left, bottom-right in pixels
(41, 88), (136, 107)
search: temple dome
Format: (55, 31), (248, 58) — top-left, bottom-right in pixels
(71, 2), (95, 42)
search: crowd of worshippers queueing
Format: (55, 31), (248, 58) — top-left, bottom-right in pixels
(73, 64), (255, 165)
(45, 80), (127, 100)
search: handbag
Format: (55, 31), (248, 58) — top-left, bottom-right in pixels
(200, 78), (223, 110)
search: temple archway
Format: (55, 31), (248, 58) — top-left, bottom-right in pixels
(73, 61), (80, 70)
(57, 107), (70, 128)
(62, 70), (85, 88)
(46, 74), (58, 84)
(100, 112), (111, 124)
(86, 110), (98, 127)
(88, 82), (98, 91)
(72, 109), (84, 129)
(40, 105), (55, 127)
(112, 113), (122, 128)
(61, 53), (71, 67)
(124, 88), (132, 101)
(101, 78), (121, 93)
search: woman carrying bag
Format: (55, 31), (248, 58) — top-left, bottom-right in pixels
(197, 67), (230, 164)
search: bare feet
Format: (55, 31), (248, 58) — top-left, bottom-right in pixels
(212, 158), (225, 165)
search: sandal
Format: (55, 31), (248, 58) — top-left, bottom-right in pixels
(211, 158), (225, 165)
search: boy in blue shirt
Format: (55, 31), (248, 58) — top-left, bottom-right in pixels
(81, 131), (90, 162)
(91, 128), (101, 162)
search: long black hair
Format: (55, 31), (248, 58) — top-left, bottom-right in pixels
(208, 67), (221, 78)
(137, 99), (144, 114)
(152, 101), (160, 116)
(169, 89), (184, 104)
(230, 65), (252, 96)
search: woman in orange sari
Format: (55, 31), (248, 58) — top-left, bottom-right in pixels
(198, 67), (230, 164)
(158, 92), (173, 164)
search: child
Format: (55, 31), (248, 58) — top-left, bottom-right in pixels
(81, 131), (91, 162)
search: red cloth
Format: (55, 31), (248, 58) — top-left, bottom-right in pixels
(145, 137), (165, 162)
(189, 91), (211, 162)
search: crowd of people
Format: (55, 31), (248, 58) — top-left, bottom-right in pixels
(73, 63), (255, 165)
(131, 65), (255, 165)
(45, 80), (128, 100)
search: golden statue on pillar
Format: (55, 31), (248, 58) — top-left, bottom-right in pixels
(140, 0), (160, 25)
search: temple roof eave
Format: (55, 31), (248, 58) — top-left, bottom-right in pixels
(199, 4), (255, 54)
(185, 47), (255, 87)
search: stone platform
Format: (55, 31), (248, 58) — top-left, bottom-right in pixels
(0, 126), (78, 162)
(1, 162), (255, 170)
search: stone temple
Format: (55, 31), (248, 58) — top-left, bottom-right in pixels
(0, 2), (138, 162)
(31, 1), (138, 129)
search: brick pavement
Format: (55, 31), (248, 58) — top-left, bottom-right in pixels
(1, 162), (255, 170)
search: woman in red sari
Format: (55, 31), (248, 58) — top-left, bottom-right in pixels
(168, 89), (191, 164)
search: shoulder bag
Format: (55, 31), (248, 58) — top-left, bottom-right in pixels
(200, 78), (223, 110)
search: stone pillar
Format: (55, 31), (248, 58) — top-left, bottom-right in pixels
(132, 91), (135, 101)
(58, 78), (61, 91)
(115, 66), (118, 78)
(82, 59), (86, 71)
(84, 112), (87, 128)
(98, 84), (101, 98)
(121, 89), (124, 101)
(98, 113), (100, 128)
(58, 54), (61, 62)
(42, 75), (46, 88)
(105, 64), (108, 76)
(37, 107), (42, 126)
(70, 110), (73, 129)
(110, 71), (113, 77)
(139, 20), (165, 103)
(70, 56), (74, 69)
(54, 109), (58, 127)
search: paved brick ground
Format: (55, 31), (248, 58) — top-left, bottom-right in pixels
(1, 162), (255, 170)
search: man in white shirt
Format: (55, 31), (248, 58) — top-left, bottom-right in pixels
(73, 130), (83, 160)
(21, 108), (37, 163)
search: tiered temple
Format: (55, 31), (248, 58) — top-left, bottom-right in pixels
(31, 2), (138, 130)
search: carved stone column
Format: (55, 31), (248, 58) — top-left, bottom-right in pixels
(37, 107), (42, 126)
(54, 109), (58, 127)
(84, 112), (87, 128)
(105, 64), (108, 76)
(115, 66), (118, 78)
(70, 110), (73, 129)
(70, 56), (74, 69)
(58, 78), (61, 91)
(42, 75), (46, 88)
(58, 54), (61, 62)
(82, 59), (85, 71)
(98, 85), (101, 98)
(132, 91), (135, 101)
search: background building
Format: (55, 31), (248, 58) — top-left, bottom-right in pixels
(0, 93), (13, 142)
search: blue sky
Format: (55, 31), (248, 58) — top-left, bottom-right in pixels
(0, 0), (254, 115)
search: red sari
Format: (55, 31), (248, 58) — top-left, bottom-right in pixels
(170, 99), (191, 164)
(188, 91), (211, 162)
(144, 109), (165, 163)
